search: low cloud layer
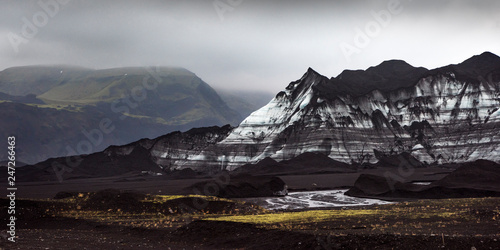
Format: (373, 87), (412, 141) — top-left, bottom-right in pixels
(1, 0), (499, 92)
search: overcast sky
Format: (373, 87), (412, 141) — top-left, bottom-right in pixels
(1, 0), (500, 92)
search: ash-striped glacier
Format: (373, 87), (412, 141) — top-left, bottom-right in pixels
(113, 52), (500, 172)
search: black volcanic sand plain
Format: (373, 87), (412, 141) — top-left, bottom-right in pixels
(0, 155), (500, 249)
(1, 191), (499, 249)
(1, 166), (452, 199)
(1, 159), (499, 249)
(1, 151), (454, 199)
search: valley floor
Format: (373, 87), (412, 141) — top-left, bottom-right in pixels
(1, 166), (498, 249)
(3, 167), (451, 199)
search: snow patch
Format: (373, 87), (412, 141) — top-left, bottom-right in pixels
(299, 93), (313, 110)
(491, 108), (500, 118)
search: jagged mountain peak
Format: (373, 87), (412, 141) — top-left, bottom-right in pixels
(311, 62), (427, 98)
(305, 67), (322, 75)
(284, 67), (329, 99)
(284, 51), (500, 101)
(294, 67), (326, 84)
(288, 60), (427, 99)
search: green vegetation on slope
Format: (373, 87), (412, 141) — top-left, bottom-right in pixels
(0, 66), (241, 164)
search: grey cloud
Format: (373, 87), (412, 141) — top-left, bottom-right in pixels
(1, 0), (499, 93)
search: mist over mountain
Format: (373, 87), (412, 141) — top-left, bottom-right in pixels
(0, 66), (242, 164)
(216, 89), (275, 118)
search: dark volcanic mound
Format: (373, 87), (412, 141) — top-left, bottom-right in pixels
(189, 175), (288, 198)
(236, 152), (356, 175)
(346, 160), (500, 199)
(432, 159), (500, 190)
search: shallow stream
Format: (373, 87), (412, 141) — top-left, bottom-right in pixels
(242, 189), (394, 210)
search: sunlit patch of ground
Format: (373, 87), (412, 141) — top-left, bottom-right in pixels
(207, 197), (500, 236)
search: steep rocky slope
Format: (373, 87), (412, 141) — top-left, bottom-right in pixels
(170, 52), (500, 170)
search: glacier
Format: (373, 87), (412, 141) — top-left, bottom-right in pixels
(100, 52), (500, 172)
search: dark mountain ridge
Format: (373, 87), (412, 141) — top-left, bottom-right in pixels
(327, 60), (429, 96)
(425, 51), (500, 84)
(307, 51), (500, 98)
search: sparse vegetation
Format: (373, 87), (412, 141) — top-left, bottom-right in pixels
(3, 190), (266, 230)
(206, 197), (500, 236)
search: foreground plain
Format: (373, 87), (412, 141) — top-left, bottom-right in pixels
(1, 191), (498, 249)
